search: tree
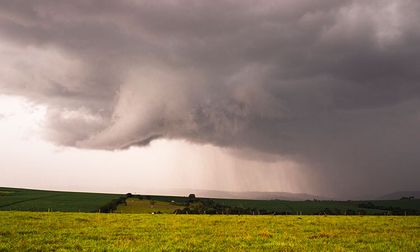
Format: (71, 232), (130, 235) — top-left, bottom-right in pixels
(188, 194), (196, 203)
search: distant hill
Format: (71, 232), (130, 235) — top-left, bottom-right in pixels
(378, 191), (420, 200)
(0, 187), (122, 212)
(161, 189), (328, 201)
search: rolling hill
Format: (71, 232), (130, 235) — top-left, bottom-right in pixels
(0, 187), (122, 212)
(1, 187), (420, 215)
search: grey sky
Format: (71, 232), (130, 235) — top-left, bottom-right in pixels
(0, 0), (419, 198)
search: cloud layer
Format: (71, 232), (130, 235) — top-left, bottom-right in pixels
(1, 0), (420, 197)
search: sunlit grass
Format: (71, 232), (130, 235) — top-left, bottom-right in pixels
(116, 198), (182, 214)
(0, 212), (419, 251)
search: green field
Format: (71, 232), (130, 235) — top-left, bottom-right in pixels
(0, 211), (419, 251)
(1, 188), (419, 250)
(116, 198), (183, 214)
(0, 187), (122, 212)
(144, 195), (420, 215)
(211, 198), (420, 215)
(1, 187), (420, 215)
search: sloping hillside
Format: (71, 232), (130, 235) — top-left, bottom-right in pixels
(0, 187), (122, 212)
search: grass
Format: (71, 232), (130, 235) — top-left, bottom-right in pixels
(214, 198), (420, 215)
(116, 198), (182, 214)
(146, 195), (420, 215)
(0, 211), (419, 251)
(212, 198), (386, 214)
(0, 187), (122, 212)
(2, 187), (420, 215)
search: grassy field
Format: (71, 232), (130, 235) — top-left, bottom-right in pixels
(2, 187), (420, 215)
(212, 198), (386, 215)
(116, 198), (182, 214)
(0, 211), (419, 251)
(146, 195), (420, 215)
(0, 187), (122, 212)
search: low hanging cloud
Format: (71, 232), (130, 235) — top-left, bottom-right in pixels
(1, 0), (420, 197)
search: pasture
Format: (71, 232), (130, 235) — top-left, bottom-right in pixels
(0, 211), (419, 251)
(116, 198), (182, 214)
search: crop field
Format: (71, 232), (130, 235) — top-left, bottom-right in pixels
(0, 187), (121, 212)
(0, 211), (419, 251)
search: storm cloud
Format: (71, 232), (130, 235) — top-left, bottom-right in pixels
(1, 0), (420, 197)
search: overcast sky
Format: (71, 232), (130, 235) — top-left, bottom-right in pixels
(1, 0), (419, 199)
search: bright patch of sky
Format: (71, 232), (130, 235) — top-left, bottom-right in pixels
(0, 95), (308, 195)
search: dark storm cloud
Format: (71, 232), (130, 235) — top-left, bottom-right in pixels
(1, 0), (420, 197)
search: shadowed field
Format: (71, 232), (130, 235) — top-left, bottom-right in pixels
(0, 211), (419, 251)
(0, 187), (121, 212)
